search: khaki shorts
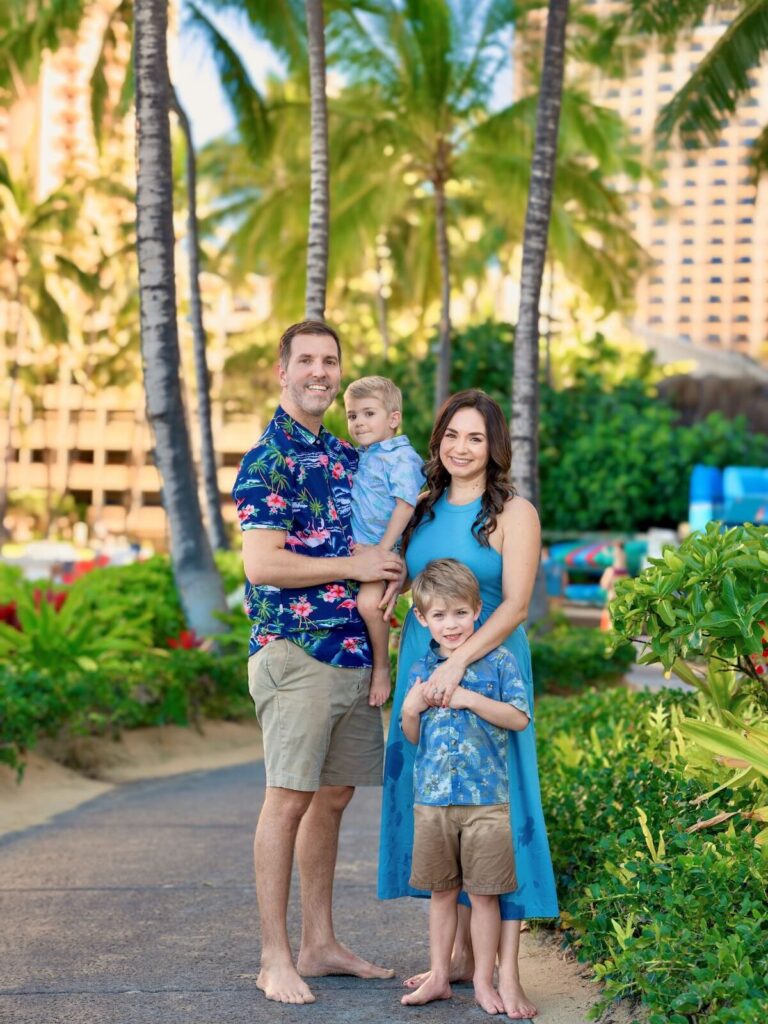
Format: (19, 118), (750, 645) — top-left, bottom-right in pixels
(409, 803), (517, 896)
(248, 639), (383, 791)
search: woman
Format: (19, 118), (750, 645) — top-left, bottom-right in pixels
(378, 390), (558, 1019)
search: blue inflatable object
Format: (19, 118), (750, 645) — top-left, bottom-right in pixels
(689, 464), (768, 528)
(564, 583), (606, 605)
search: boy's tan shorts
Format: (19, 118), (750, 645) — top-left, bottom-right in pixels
(409, 803), (517, 895)
(248, 639), (383, 791)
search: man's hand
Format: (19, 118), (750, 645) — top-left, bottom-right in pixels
(349, 544), (403, 583)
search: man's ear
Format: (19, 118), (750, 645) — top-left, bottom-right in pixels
(473, 601), (482, 623)
(277, 361), (287, 388)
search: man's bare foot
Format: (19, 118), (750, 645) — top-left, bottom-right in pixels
(403, 948), (474, 988)
(256, 963), (315, 1004)
(498, 976), (538, 1019)
(297, 941), (395, 979)
(401, 974), (452, 1006)
(474, 980), (506, 1014)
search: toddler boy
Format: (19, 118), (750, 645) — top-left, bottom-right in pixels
(400, 558), (530, 1014)
(344, 376), (423, 706)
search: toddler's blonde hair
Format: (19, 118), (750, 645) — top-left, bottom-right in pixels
(344, 375), (402, 414)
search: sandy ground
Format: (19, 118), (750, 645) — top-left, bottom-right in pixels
(0, 718), (263, 838)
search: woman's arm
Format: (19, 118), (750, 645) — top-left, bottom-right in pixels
(425, 496), (541, 707)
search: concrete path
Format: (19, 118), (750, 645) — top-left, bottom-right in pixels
(0, 761), (617, 1024)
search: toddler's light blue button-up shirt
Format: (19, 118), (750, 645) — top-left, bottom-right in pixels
(350, 435), (424, 545)
(405, 641), (530, 806)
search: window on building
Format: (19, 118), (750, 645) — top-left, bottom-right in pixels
(683, 218), (695, 226)
(710, 257), (723, 263)
(737, 256), (752, 263)
(742, 118), (760, 127)
(649, 316), (663, 324)
(70, 490), (93, 506)
(682, 257), (694, 265)
(706, 333), (720, 341)
(735, 334), (750, 343)
(684, 178), (696, 187)
(650, 276), (664, 284)
(104, 491), (126, 506)
(710, 218), (725, 225)
(735, 295), (749, 303)
(659, 84), (674, 93)
(222, 452), (242, 468)
(708, 296), (721, 303)
(736, 277), (751, 284)
(738, 216), (754, 224)
(706, 316), (721, 323)
(681, 296), (692, 303)
(734, 315), (749, 323)
(105, 450), (130, 465)
(679, 316), (690, 323)
(31, 449), (46, 463)
(736, 237), (752, 245)
(710, 238), (724, 245)
(683, 238), (694, 245)
(142, 492), (163, 507)
(713, 178), (727, 186)
(713, 158), (728, 166)
(710, 276), (722, 283)
(684, 198), (696, 206)
(681, 276), (692, 284)
(650, 296), (663, 303)
(738, 197), (754, 205)
(73, 449), (95, 464)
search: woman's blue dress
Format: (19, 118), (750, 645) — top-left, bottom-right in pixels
(378, 494), (559, 920)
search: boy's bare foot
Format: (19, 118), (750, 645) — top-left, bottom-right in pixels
(256, 963), (316, 1004)
(498, 976), (538, 1019)
(403, 949), (474, 988)
(297, 941), (395, 979)
(401, 974), (452, 1005)
(474, 981), (506, 1014)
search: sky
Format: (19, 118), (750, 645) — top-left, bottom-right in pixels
(173, 8), (514, 149)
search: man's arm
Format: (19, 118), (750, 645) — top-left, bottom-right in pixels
(242, 528), (403, 587)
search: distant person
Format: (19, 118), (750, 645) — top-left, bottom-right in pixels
(599, 541), (629, 631)
(232, 321), (401, 1005)
(399, 559), (530, 1014)
(344, 375), (424, 707)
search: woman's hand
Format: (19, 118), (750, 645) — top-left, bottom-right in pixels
(424, 656), (467, 708)
(379, 565), (407, 619)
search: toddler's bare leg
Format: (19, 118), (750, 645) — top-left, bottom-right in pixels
(357, 580), (391, 705)
(401, 887), (459, 1006)
(468, 893), (504, 1014)
(498, 920), (538, 1019)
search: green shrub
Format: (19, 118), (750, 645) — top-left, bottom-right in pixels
(536, 688), (768, 1023)
(530, 621), (635, 694)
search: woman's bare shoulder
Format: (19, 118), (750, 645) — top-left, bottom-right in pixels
(501, 493), (540, 523)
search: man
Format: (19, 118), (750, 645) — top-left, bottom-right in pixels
(233, 320), (402, 1005)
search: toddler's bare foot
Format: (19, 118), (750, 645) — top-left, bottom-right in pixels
(368, 668), (391, 707)
(474, 980), (505, 1014)
(498, 976), (537, 1019)
(256, 962), (315, 1004)
(297, 941), (394, 979)
(401, 974), (452, 1005)
(403, 949), (474, 988)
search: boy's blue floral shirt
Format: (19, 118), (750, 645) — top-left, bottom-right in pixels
(405, 642), (530, 806)
(232, 406), (371, 667)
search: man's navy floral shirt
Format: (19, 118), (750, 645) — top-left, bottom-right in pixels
(232, 406), (371, 667)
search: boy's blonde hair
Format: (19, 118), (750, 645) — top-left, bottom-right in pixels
(411, 558), (481, 614)
(344, 375), (402, 414)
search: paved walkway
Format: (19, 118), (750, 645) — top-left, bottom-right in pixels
(0, 760), (615, 1024)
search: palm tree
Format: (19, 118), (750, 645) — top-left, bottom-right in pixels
(134, 0), (226, 633)
(304, 0), (330, 319)
(511, 0), (570, 507)
(0, 159), (97, 538)
(170, 86), (230, 552)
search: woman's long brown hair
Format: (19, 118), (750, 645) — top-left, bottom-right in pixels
(403, 389), (515, 551)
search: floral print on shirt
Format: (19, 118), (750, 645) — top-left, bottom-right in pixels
(232, 406), (371, 667)
(405, 641), (530, 805)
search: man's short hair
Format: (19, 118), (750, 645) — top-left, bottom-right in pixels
(411, 559), (481, 614)
(279, 320), (341, 368)
(344, 375), (402, 414)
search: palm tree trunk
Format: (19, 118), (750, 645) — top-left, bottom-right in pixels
(511, 0), (570, 508)
(305, 0), (330, 320)
(434, 165), (452, 412)
(170, 84), (229, 553)
(134, 0), (226, 634)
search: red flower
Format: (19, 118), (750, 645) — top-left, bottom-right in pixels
(342, 637), (359, 652)
(265, 492), (288, 511)
(167, 629), (204, 650)
(331, 461), (344, 479)
(237, 503), (255, 522)
(318, 454), (329, 467)
(289, 598), (315, 618)
(322, 584), (346, 602)
(33, 589), (68, 613)
(256, 632), (279, 647)
(0, 602), (20, 630)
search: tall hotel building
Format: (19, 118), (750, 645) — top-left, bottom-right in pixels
(527, 3), (768, 362)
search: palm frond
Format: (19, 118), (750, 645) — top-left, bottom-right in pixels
(184, 2), (274, 160)
(748, 120), (768, 184)
(656, 1), (768, 146)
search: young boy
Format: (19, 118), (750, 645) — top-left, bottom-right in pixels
(344, 375), (423, 707)
(400, 559), (530, 1015)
